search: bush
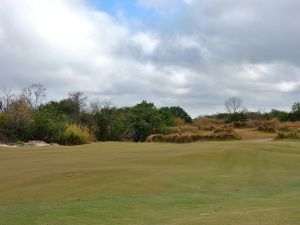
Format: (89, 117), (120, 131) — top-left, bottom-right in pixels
(256, 120), (279, 132)
(170, 125), (200, 134)
(233, 120), (257, 128)
(276, 122), (300, 140)
(0, 113), (14, 141)
(225, 112), (247, 123)
(0, 133), (10, 144)
(146, 128), (240, 143)
(127, 101), (163, 142)
(94, 107), (126, 141)
(60, 124), (95, 145)
(276, 131), (300, 140)
(193, 117), (222, 130)
(25, 110), (67, 143)
(160, 106), (192, 124)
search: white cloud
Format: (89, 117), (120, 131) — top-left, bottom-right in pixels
(276, 82), (300, 93)
(132, 32), (160, 55)
(0, 0), (300, 116)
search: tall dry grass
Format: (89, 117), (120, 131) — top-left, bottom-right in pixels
(193, 117), (222, 131)
(147, 125), (240, 143)
(60, 124), (95, 145)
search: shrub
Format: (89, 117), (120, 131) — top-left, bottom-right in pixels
(0, 113), (14, 141)
(127, 101), (163, 142)
(276, 131), (300, 140)
(193, 117), (222, 131)
(146, 128), (240, 143)
(213, 125), (241, 140)
(233, 120), (257, 128)
(25, 110), (67, 143)
(276, 122), (300, 140)
(60, 124), (95, 145)
(254, 119), (279, 133)
(171, 125), (200, 134)
(160, 106), (192, 124)
(94, 107), (126, 141)
(225, 112), (247, 123)
(173, 117), (186, 126)
(0, 133), (10, 144)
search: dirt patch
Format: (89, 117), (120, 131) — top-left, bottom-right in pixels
(235, 128), (277, 141)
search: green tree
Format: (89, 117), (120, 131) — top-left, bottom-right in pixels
(94, 107), (126, 141)
(269, 109), (289, 121)
(159, 107), (175, 126)
(292, 102), (300, 113)
(291, 102), (300, 121)
(26, 109), (67, 143)
(165, 106), (192, 123)
(39, 100), (78, 122)
(128, 101), (163, 142)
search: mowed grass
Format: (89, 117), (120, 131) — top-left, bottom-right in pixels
(1, 141), (300, 225)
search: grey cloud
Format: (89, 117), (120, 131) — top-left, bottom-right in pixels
(0, 0), (300, 117)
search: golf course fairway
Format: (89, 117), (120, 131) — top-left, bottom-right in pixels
(1, 141), (300, 225)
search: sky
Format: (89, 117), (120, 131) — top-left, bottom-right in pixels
(0, 0), (300, 116)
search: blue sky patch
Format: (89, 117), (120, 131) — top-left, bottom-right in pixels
(88, 0), (156, 22)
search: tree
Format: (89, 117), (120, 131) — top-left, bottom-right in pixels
(291, 102), (300, 121)
(89, 99), (112, 114)
(0, 112), (14, 141)
(159, 107), (175, 126)
(225, 96), (242, 114)
(0, 87), (15, 112)
(128, 101), (163, 142)
(6, 96), (32, 140)
(161, 106), (192, 123)
(26, 109), (67, 143)
(68, 91), (88, 114)
(292, 102), (300, 113)
(269, 109), (289, 121)
(94, 107), (126, 141)
(21, 84), (46, 109)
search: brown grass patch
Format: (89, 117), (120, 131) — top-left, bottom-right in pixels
(193, 117), (223, 131)
(147, 125), (240, 143)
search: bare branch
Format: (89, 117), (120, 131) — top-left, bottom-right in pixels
(225, 96), (242, 114)
(68, 91), (88, 113)
(21, 84), (46, 109)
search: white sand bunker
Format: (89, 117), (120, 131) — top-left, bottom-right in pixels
(0, 144), (18, 148)
(24, 141), (51, 147)
(0, 141), (59, 148)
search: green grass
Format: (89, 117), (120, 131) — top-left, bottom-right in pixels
(1, 141), (300, 225)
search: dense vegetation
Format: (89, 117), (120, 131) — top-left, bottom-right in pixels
(0, 84), (191, 144)
(1, 84), (300, 145)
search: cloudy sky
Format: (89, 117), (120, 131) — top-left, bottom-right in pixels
(0, 0), (300, 116)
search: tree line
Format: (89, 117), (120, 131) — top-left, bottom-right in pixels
(0, 84), (192, 144)
(212, 96), (300, 123)
(1, 85), (300, 145)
